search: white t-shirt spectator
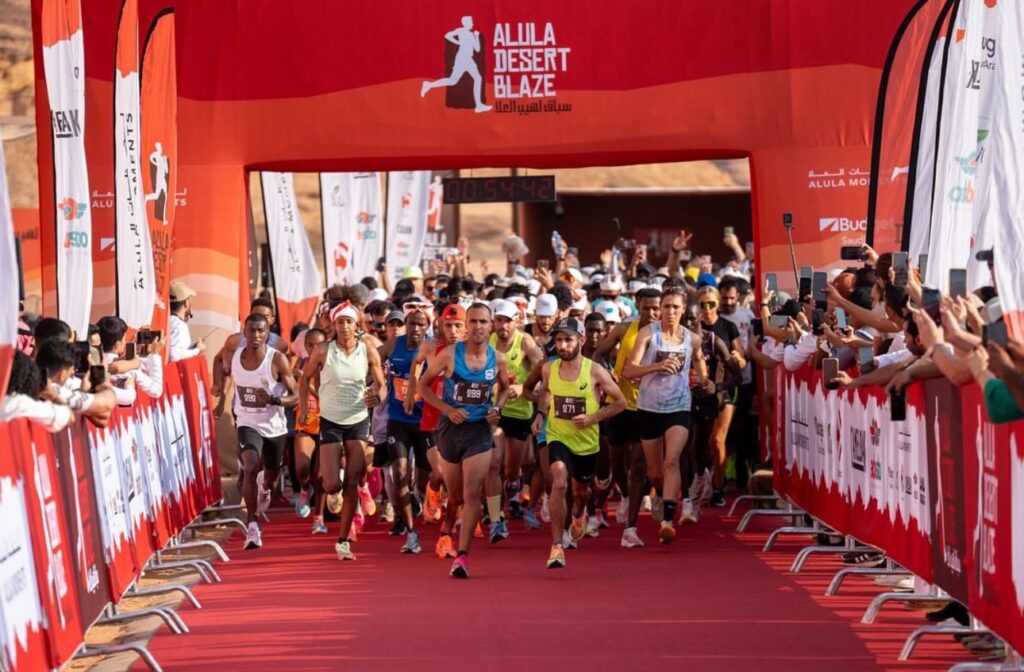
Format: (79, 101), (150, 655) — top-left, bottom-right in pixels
(783, 331), (818, 371)
(1, 394), (74, 432)
(721, 306), (755, 384)
(104, 352), (164, 405)
(170, 313), (201, 361)
(875, 346), (915, 369)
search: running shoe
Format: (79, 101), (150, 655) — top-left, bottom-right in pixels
(702, 469), (714, 504)
(311, 518), (328, 535)
(615, 497), (629, 525)
(379, 501), (395, 524)
(569, 515), (586, 542)
(474, 520), (484, 538)
(504, 477), (522, 501)
(357, 485), (377, 517)
(688, 474), (704, 503)
(658, 521), (676, 544)
(651, 495), (664, 523)
(595, 510), (609, 529)
(680, 498), (697, 525)
(585, 515), (601, 538)
(401, 530), (422, 554)
(522, 508), (542, 530)
(244, 522), (262, 550)
(435, 534), (456, 559)
(335, 540), (356, 561)
(547, 544), (566, 569)
(353, 512), (365, 533)
(424, 484), (443, 523)
(711, 489), (726, 508)
(621, 526), (644, 548)
(294, 486), (312, 518)
(842, 551), (885, 567)
(641, 495), (652, 513)
(561, 530), (578, 550)
(540, 495), (551, 523)
(256, 472), (272, 515)
(489, 518), (510, 544)
(450, 555), (469, 578)
(326, 492), (343, 515)
(389, 519), (409, 536)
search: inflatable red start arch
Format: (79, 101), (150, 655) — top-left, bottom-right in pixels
(31, 0), (926, 335)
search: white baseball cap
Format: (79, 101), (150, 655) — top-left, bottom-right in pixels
(369, 288), (389, 303)
(570, 290), (588, 313)
(627, 280), (649, 294)
(492, 299), (519, 321)
(526, 278), (542, 296)
(535, 293), (558, 317)
(593, 300), (622, 323)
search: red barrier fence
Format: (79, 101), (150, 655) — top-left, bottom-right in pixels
(774, 368), (1024, 654)
(0, 356), (219, 671)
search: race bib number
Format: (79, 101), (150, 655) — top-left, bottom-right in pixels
(655, 350), (682, 363)
(393, 377), (419, 402)
(554, 395), (586, 420)
(239, 386), (265, 409)
(454, 381), (489, 405)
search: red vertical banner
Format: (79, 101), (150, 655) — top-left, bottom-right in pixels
(140, 10), (177, 341)
(17, 423), (84, 667)
(0, 421), (50, 672)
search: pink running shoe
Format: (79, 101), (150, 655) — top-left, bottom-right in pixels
(450, 555), (469, 578)
(358, 485), (377, 517)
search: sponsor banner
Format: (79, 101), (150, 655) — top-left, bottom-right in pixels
(88, 417), (138, 597)
(420, 173), (458, 265)
(140, 11), (177, 340)
(18, 422), (84, 667)
(260, 172), (323, 339)
(777, 368), (1024, 654)
(386, 171), (431, 281)
(908, 34), (947, 265)
(869, 0), (951, 253)
(988, 0), (1024, 337)
(41, 0), (93, 338)
(114, 0), (156, 329)
(177, 356), (221, 509)
(319, 172), (384, 286)
(53, 428), (113, 634)
(0, 131), (18, 402)
(0, 423), (48, 672)
(924, 0), (984, 293)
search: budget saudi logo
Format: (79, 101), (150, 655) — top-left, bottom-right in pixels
(819, 217), (867, 233)
(420, 17), (572, 116)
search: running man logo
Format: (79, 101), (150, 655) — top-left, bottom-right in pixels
(58, 197), (87, 220)
(145, 141), (171, 224)
(420, 16), (492, 113)
(818, 217), (867, 233)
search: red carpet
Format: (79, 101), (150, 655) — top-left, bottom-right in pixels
(140, 503), (974, 672)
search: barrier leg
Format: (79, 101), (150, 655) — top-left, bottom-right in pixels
(145, 559), (215, 584)
(727, 494), (780, 517)
(861, 592), (952, 624)
(127, 583), (202, 609)
(826, 558), (910, 595)
(74, 643), (163, 672)
(736, 507), (804, 533)
(96, 606), (185, 635)
(900, 623), (988, 661)
(186, 517), (247, 535)
(790, 536), (875, 573)
(763, 520), (829, 552)
(169, 537), (230, 562)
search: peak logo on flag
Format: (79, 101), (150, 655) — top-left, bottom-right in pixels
(59, 197), (87, 220)
(818, 216), (867, 232)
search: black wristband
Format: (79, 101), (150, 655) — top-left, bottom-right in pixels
(269, 395), (282, 406)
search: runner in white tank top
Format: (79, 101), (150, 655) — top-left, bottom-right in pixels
(231, 313), (298, 550)
(622, 288), (707, 546)
(298, 301), (387, 561)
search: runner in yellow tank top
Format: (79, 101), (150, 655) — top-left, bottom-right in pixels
(533, 318), (625, 569)
(592, 287), (663, 533)
(487, 300), (544, 541)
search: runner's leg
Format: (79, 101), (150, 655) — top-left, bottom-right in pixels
(457, 450), (490, 554)
(337, 440), (367, 541)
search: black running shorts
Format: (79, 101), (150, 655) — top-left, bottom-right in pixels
(320, 416), (371, 445)
(547, 441), (598, 484)
(385, 420), (431, 467)
(437, 418), (493, 463)
(498, 415), (533, 442)
(636, 409), (692, 441)
(237, 426), (287, 470)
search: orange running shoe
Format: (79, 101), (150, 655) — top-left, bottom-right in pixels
(424, 484), (442, 524)
(435, 534), (456, 559)
(474, 520), (484, 538)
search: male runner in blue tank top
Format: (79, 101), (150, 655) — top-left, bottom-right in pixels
(379, 301), (432, 554)
(419, 303), (510, 578)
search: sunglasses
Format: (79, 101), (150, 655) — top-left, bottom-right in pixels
(700, 301), (718, 309)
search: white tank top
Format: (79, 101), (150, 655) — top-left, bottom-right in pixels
(636, 321), (693, 413)
(232, 347), (287, 437)
(319, 340), (370, 426)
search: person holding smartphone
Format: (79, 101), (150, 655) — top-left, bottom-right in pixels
(169, 280), (206, 361)
(96, 315), (163, 406)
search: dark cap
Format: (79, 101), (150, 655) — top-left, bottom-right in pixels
(551, 317), (584, 338)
